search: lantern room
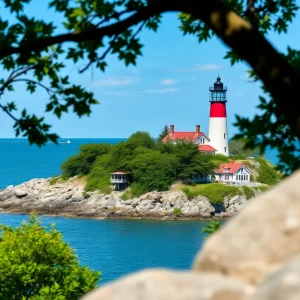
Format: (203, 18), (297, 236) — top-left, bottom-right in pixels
(209, 76), (227, 102)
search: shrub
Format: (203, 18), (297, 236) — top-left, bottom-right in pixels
(242, 185), (255, 200)
(0, 214), (100, 299)
(202, 220), (221, 236)
(173, 207), (182, 217)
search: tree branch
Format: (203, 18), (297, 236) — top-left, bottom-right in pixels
(0, 3), (170, 60)
(0, 0), (300, 141)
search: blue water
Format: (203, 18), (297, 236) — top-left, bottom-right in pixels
(0, 138), (278, 284)
(0, 138), (125, 190)
(0, 213), (208, 284)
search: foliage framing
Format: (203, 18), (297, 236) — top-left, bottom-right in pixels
(0, 214), (100, 299)
(0, 0), (300, 172)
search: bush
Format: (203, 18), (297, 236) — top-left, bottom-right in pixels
(242, 185), (255, 200)
(61, 144), (112, 178)
(0, 215), (100, 299)
(256, 158), (280, 186)
(182, 183), (242, 205)
(202, 220), (221, 236)
(173, 207), (182, 217)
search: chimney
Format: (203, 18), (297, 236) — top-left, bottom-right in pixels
(170, 125), (174, 134)
(196, 125), (200, 133)
(231, 159), (235, 164)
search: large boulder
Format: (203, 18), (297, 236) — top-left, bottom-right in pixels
(193, 170), (300, 284)
(81, 269), (253, 300)
(250, 255), (300, 300)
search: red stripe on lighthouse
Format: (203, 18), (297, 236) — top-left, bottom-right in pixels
(210, 102), (227, 118)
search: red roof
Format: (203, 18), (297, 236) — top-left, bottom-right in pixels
(162, 132), (204, 143)
(216, 160), (247, 174)
(198, 145), (216, 152)
(110, 171), (128, 175)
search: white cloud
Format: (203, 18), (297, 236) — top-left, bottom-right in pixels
(160, 78), (178, 86)
(181, 64), (223, 72)
(105, 91), (133, 96)
(94, 76), (137, 87)
(144, 88), (180, 94)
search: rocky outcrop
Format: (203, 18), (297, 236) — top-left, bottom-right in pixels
(82, 269), (254, 300)
(81, 170), (300, 300)
(0, 178), (251, 219)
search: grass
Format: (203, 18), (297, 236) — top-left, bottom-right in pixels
(255, 157), (280, 186)
(182, 183), (242, 205)
(173, 207), (182, 217)
(242, 185), (255, 200)
(49, 176), (61, 185)
(255, 185), (270, 192)
(120, 189), (133, 201)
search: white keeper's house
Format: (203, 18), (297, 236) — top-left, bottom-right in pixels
(215, 160), (251, 184)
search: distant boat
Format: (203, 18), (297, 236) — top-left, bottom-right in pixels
(67, 140), (71, 144)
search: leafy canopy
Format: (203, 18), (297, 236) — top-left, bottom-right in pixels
(0, 214), (100, 299)
(0, 0), (299, 173)
(62, 131), (218, 196)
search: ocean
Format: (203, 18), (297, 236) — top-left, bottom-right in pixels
(0, 138), (278, 284)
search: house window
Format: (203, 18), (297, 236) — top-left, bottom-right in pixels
(224, 133), (226, 139)
(244, 175), (248, 180)
(225, 175), (229, 180)
(224, 147), (227, 153)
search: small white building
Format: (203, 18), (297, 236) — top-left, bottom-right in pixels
(110, 171), (129, 190)
(215, 160), (251, 184)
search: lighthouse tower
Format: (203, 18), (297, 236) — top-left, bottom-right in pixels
(208, 76), (229, 156)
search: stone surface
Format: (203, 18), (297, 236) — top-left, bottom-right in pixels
(193, 170), (300, 284)
(15, 189), (28, 198)
(249, 255), (300, 300)
(0, 177), (253, 220)
(81, 269), (253, 300)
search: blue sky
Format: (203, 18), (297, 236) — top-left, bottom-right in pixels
(1, 1), (300, 139)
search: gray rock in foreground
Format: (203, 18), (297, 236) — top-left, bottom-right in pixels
(0, 178), (251, 220)
(81, 269), (253, 300)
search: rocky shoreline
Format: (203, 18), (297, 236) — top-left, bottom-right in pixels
(0, 177), (258, 220)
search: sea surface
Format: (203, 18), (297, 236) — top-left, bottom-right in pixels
(0, 138), (278, 284)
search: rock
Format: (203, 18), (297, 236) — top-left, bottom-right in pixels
(184, 206), (200, 217)
(71, 191), (84, 202)
(81, 269), (253, 300)
(193, 170), (300, 285)
(15, 189), (28, 198)
(250, 255), (300, 300)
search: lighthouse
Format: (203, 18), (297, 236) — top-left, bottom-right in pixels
(208, 76), (229, 156)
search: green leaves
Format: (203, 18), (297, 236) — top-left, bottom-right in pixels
(0, 214), (100, 299)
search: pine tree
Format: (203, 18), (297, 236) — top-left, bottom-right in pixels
(158, 125), (170, 142)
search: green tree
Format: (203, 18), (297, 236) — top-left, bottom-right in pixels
(158, 125), (170, 142)
(229, 138), (261, 157)
(130, 149), (175, 195)
(0, 0), (300, 172)
(61, 144), (112, 177)
(0, 215), (100, 299)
